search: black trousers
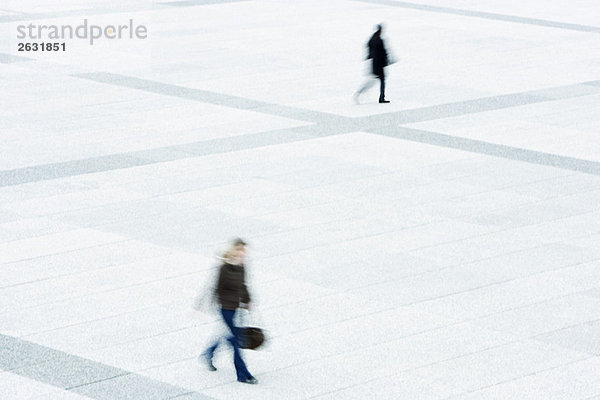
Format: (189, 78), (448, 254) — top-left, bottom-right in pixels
(358, 71), (386, 101)
(377, 73), (385, 101)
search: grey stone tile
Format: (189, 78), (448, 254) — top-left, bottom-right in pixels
(73, 374), (190, 400)
(535, 320), (600, 356)
(472, 294), (600, 337)
(0, 240), (171, 288)
(0, 53), (33, 64)
(0, 5), (170, 23)
(0, 155), (146, 187)
(176, 129), (314, 156)
(411, 339), (589, 394)
(73, 73), (296, 120)
(166, 393), (216, 400)
(449, 357), (600, 400)
(0, 210), (22, 224)
(463, 201), (588, 229)
(73, 72), (344, 127)
(3, 2), (600, 399)
(502, 173), (600, 198)
(3, 336), (126, 388)
(49, 199), (180, 229)
(161, 0), (249, 7)
(355, 0), (600, 33)
(128, 148), (196, 163)
(2, 74), (598, 191)
(362, 92), (545, 126)
(0, 335), (58, 371)
(528, 84), (600, 100)
(92, 205), (286, 252)
(0, 334), (216, 399)
(0, 217), (77, 243)
(13, 356), (128, 389)
(374, 126), (600, 176)
(0, 128), (317, 188)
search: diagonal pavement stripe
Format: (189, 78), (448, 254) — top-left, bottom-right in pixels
(373, 125), (600, 176)
(0, 127), (319, 187)
(2, 73), (600, 187)
(72, 72), (345, 125)
(0, 333), (216, 400)
(354, 0), (600, 34)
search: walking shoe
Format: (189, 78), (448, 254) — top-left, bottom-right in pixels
(199, 353), (217, 371)
(379, 99), (390, 103)
(239, 377), (258, 384)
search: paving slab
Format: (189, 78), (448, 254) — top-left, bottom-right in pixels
(1, 0), (600, 399)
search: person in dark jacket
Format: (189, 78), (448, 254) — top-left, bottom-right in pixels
(201, 238), (257, 384)
(354, 24), (391, 104)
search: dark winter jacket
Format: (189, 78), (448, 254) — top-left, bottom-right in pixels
(367, 33), (389, 76)
(214, 263), (250, 310)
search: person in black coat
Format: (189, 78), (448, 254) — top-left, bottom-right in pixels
(200, 238), (258, 384)
(355, 24), (391, 104)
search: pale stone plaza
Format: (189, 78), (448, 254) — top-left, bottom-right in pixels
(1, 0), (600, 399)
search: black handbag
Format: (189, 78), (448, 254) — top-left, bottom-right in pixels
(239, 327), (266, 350)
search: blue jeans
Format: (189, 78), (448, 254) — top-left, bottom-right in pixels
(205, 308), (253, 381)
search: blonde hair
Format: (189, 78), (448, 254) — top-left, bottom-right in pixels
(219, 240), (246, 263)
(221, 246), (237, 261)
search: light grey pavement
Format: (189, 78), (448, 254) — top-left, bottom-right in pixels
(1, 0), (600, 399)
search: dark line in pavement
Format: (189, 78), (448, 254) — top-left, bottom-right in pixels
(2, 70), (599, 186)
(373, 125), (600, 176)
(355, 0), (600, 34)
(72, 72), (345, 125)
(0, 53), (34, 63)
(0, 333), (216, 400)
(0, 127), (318, 187)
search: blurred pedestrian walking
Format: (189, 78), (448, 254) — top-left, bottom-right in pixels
(200, 238), (258, 384)
(355, 24), (392, 104)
